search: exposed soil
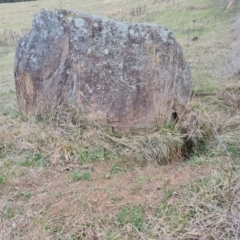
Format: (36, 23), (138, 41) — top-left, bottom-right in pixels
(1, 161), (211, 219)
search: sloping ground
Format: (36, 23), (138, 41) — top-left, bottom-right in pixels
(1, 0), (240, 239)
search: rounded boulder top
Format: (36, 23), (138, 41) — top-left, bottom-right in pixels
(14, 9), (191, 131)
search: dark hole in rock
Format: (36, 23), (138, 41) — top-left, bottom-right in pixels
(182, 138), (194, 160)
(171, 112), (178, 122)
(111, 126), (115, 133)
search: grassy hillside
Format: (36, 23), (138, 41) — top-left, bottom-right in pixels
(1, 0), (240, 239)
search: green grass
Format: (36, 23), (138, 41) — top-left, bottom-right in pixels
(17, 190), (33, 200)
(77, 147), (106, 163)
(188, 154), (210, 165)
(135, 174), (150, 185)
(3, 204), (15, 219)
(156, 203), (191, 232)
(117, 205), (145, 231)
(161, 187), (174, 202)
(70, 170), (91, 181)
(18, 153), (49, 168)
(226, 143), (240, 162)
(152, 1), (230, 38)
(109, 164), (124, 175)
(189, 175), (213, 193)
(0, 174), (7, 184)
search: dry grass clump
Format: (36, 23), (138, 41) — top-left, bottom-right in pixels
(223, 45), (240, 78)
(0, 30), (22, 47)
(135, 130), (183, 165)
(0, 108), (109, 167)
(212, 84), (240, 132)
(180, 109), (212, 145)
(218, 115), (240, 132)
(0, 103), (213, 169)
(179, 109), (213, 158)
(34, 103), (88, 127)
(152, 172), (240, 239)
(221, 92), (240, 113)
(0, 99), (217, 170)
(222, 11), (240, 78)
(181, 174), (240, 239)
(42, 106), (209, 165)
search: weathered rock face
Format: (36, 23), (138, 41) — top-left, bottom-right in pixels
(15, 9), (191, 130)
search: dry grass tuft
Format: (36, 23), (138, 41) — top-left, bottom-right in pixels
(3, 101), (199, 167)
(180, 109), (212, 145)
(135, 130), (183, 165)
(179, 109), (213, 159)
(223, 11), (240, 78)
(182, 174), (240, 240)
(218, 114), (240, 132)
(0, 30), (23, 47)
(0, 99), (217, 170)
(0, 105), (209, 169)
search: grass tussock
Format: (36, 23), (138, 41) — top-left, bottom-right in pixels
(181, 109), (212, 144)
(0, 30), (23, 47)
(135, 130), (184, 165)
(0, 102), (214, 169)
(179, 109), (213, 159)
(151, 172), (240, 239)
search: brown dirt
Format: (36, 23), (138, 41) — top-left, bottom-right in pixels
(1, 161), (211, 218)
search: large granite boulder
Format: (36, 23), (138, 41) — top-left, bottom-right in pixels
(14, 9), (191, 130)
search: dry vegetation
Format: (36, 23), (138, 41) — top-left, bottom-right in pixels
(1, 0), (240, 239)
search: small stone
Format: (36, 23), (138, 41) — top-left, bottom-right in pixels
(105, 173), (111, 179)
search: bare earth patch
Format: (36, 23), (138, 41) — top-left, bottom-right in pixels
(1, 161), (211, 218)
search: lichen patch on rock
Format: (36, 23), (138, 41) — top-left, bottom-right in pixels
(14, 9), (191, 131)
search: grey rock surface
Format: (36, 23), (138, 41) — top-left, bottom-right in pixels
(15, 9), (191, 130)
